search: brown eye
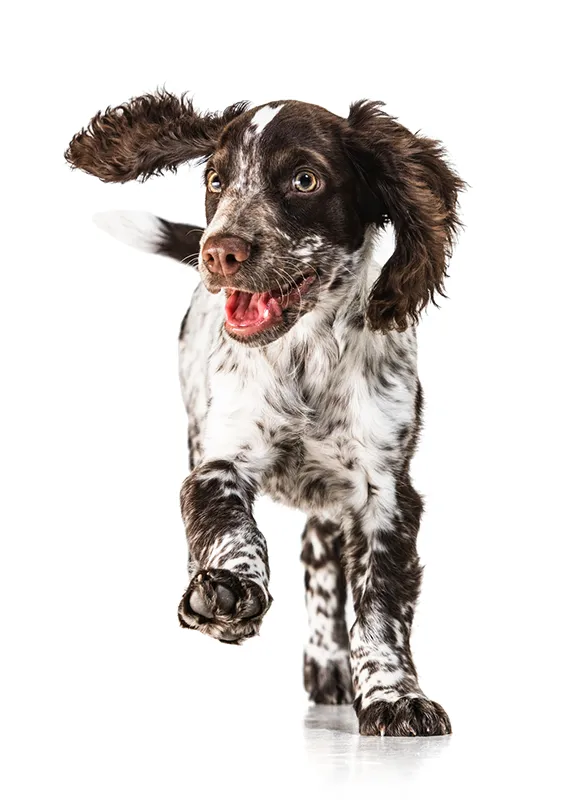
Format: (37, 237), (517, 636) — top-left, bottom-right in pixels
(292, 170), (319, 193)
(206, 170), (222, 193)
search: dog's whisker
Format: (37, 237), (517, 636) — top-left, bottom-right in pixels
(180, 251), (200, 266)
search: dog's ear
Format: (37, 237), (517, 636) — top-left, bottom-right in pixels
(346, 100), (464, 332)
(65, 91), (248, 183)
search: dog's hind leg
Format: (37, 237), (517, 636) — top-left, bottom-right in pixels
(301, 517), (353, 704)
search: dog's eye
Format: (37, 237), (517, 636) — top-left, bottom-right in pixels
(206, 170), (222, 193)
(292, 171), (319, 193)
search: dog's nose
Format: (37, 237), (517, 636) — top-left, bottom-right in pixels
(202, 235), (251, 277)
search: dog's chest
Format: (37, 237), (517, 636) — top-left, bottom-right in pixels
(259, 333), (416, 511)
(204, 319), (418, 512)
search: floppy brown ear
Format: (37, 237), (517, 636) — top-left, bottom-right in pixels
(346, 100), (465, 332)
(65, 91), (248, 183)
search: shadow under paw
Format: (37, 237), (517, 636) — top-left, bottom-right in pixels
(304, 651), (354, 705)
(357, 696), (452, 737)
(178, 568), (270, 644)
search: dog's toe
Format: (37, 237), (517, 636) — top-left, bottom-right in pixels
(304, 651), (354, 705)
(358, 696), (452, 737)
(241, 593), (261, 618)
(188, 589), (213, 618)
(188, 582), (236, 617)
(215, 584), (236, 613)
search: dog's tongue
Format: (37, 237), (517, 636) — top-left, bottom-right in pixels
(225, 290), (283, 328)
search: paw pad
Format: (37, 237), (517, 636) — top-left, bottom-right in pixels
(178, 569), (269, 644)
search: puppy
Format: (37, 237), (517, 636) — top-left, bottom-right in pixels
(66, 93), (463, 736)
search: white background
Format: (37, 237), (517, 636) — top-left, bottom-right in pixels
(2, 2), (562, 797)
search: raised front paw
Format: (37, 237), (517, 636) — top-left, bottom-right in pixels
(178, 568), (270, 644)
(357, 696), (452, 737)
(304, 650), (354, 705)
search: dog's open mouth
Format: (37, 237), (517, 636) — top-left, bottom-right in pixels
(224, 274), (316, 337)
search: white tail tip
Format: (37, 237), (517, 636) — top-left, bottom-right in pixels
(92, 210), (163, 253)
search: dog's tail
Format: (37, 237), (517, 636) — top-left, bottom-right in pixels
(93, 211), (202, 265)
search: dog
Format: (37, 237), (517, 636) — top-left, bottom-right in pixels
(65, 92), (464, 736)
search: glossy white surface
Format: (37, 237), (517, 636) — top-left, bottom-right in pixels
(3, 646), (557, 799)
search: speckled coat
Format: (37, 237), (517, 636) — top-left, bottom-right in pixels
(65, 92), (463, 736)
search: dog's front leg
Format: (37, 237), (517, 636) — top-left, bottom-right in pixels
(342, 474), (452, 735)
(177, 459), (271, 643)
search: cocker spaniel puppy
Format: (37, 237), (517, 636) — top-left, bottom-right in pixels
(66, 92), (463, 736)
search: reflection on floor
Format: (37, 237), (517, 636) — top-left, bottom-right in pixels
(302, 705), (453, 788)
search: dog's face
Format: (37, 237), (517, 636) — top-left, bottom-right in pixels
(66, 92), (463, 342)
(199, 102), (372, 345)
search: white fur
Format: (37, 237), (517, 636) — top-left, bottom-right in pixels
(93, 210), (163, 253)
(251, 104), (284, 136)
(304, 642), (350, 667)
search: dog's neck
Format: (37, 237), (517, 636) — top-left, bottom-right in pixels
(209, 226), (414, 398)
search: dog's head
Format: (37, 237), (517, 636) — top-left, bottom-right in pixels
(66, 92), (463, 345)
